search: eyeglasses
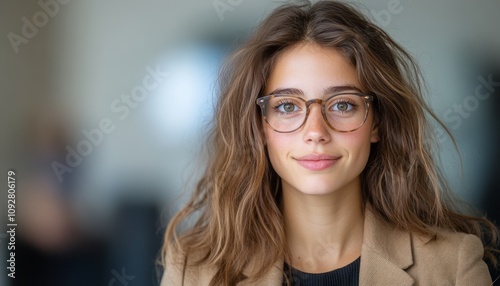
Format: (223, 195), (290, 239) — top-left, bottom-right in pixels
(256, 93), (374, 133)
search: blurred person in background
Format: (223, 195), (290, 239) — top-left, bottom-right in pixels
(19, 107), (79, 252)
(160, 1), (499, 285)
(15, 106), (105, 286)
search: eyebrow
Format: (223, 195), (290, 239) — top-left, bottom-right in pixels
(267, 85), (363, 96)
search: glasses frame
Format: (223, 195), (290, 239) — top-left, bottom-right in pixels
(256, 92), (374, 133)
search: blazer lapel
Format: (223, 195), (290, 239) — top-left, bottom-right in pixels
(359, 208), (415, 286)
(243, 207), (416, 286)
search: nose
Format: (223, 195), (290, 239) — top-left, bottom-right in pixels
(302, 103), (332, 144)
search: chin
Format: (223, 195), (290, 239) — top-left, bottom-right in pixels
(284, 173), (361, 197)
(288, 179), (344, 196)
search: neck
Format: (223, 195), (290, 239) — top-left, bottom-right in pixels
(281, 177), (364, 273)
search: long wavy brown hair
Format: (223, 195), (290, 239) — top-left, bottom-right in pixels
(161, 1), (499, 285)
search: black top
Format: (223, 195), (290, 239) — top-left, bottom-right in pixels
(282, 257), (360, 286)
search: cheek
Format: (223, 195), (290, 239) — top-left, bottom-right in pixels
(264, 127), (280, 153)
(344, 128), (372, 148)
(264, 127), (289, 169)
(341, 125), (374, 165)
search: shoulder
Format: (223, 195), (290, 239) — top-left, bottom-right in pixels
(411, 229), (484, 263)
(409, 229), (491, 285)
(412, 228), (479, 251)
(363, 208), (492, 284)
(160, 248), (284, 286)
(160, 248), (215, 286)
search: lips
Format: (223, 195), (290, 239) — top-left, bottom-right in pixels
(294, 154), (341, 171)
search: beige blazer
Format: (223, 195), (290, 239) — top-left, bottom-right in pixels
(161, 208), (492, 285)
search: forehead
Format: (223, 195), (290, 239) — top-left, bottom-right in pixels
(265, 43), (362, 97)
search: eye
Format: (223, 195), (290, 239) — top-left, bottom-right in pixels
(273, 99), (301, 114)
(332, 101), (354, 112)
(279, 102), (298, 113)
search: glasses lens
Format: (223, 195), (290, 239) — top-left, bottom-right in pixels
(325, 94), (367, 131)
(266, 96), (306, 132)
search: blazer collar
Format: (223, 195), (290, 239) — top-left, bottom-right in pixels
(359, 206), (415, 285)
(246, 206), (419, 285)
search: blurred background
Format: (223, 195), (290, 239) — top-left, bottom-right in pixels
(1, 0), (499, 285)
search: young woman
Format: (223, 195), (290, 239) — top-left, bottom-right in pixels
(160, 1), (498, 285)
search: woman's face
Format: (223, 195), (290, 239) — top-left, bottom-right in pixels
(263, 43), (379, 197)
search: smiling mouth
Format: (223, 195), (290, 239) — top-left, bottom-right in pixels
(294, 154), (341, 171)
